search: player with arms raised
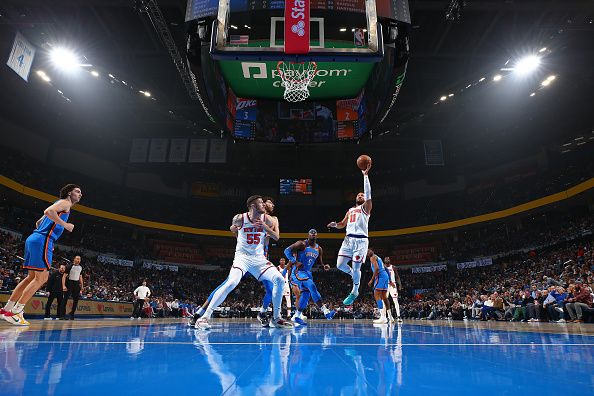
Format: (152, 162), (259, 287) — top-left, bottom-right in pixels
(327, 156), (372, 305)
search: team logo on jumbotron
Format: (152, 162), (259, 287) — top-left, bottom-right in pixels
(292, 20), (305, 37)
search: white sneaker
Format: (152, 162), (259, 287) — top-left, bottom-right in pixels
(3, 311), (30, 326)
(554, 307), (564, 313)
(556, 319), (566, 323)
(271, 317), (294, 328)
(130, 317), (135, 320)
(43, 317), (53, 320)
(195, 317), (211, 330)
(373, 317), (388, 324)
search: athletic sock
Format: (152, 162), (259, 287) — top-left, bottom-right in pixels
(196, 307), (206, 317)
(4, 300), (15, 312)
(203, 308), (214, 319)
(11, 303), (25, 314)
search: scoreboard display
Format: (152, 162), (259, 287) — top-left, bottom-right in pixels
(280, 179), (313, 195)
(186, 0), (410, 22)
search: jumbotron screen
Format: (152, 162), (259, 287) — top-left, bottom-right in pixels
(280, 179), (313, 195)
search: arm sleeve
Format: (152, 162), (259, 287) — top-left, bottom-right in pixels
(363, 175), (371, 200)
(284, 247), (296, 263)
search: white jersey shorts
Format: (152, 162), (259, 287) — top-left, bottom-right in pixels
(338, 236), (369, 263)
(232, 253), (280, 283)
(388, 285), (399, 299)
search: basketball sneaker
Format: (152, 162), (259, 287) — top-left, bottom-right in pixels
(397, 318), (404, 324)
(188, 313), (200, 327)
(194, 317), (211, 330)
(343, 292), (359, 306)
(0, 308), (6, 319)
(324, 310), (336, 320)
(271, 318), (294, 329)
(293, 316), (307, 326)
(257, 312), (269, 327)
(3, 311), (30, 326)
(373, 317), (389, 324)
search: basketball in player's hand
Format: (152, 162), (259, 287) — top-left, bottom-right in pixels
(357, 155), (372, 170)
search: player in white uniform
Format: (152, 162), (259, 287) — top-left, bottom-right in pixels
(196, 195), (293, 329)
(327, 162), (372, 305)
(384, 256), (403, 323)
(277, 258), (292, 317)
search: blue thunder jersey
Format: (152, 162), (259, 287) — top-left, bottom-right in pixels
(295, 241), (320, 280)
(34, 211), (70, 241)
(370, 255), (389, 277)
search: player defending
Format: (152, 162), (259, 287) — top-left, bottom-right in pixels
(367, 249), (392, 324)
(284, 229), (335, 325)
(256, 197), (279, 326)
(385, 256), (403, 323)
(327, 162), (372, 305)
(1, 184), (81, 326)
(195, 195), (292, 329)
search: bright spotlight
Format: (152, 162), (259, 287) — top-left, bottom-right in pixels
(50, 48), (80, 71)
(143, 91), (151, 97)
(440, 96), (447, 101)
(529, 92), (535, 97)
(539, 47), (547, 53)
(493, 74), (502, 81)
(90, 70), (99, 77)
(514, 55), (541, 74)
(541, 79), (551, 87)
(36, 70), (51, 82)
(546, 75), (556, 81)
(478, 77), (485, 82)
(339, 28), (347, 32)
(448, 93), (454, 97)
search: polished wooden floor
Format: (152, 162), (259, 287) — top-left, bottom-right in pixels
(2, 317), (593, 335)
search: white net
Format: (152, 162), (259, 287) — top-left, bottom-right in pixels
(276, 61), (317, 102)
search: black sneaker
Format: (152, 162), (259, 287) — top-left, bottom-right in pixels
(257, 312), (269, 327)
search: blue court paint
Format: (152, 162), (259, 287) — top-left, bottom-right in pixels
(0, 321), (592, 395)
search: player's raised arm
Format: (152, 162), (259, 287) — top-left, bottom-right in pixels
(362, 163), (372, 214)
(230, 213), (243, 237)
(44, 200), (74, 232)
(327, 211), (349, 229)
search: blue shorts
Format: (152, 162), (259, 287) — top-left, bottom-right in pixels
(23, 233), (52, 271)
(374, 271), (389, 291)
(290, 271), (300, 288)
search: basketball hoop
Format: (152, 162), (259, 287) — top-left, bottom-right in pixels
(276, 61), (317, 102)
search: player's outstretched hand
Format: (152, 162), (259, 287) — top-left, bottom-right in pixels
(64, 223), (74, 232)
(327, 221), (337, 228)
(361, 162), (371, 175)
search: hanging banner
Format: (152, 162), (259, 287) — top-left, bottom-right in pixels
(188, 139), (208, 163)
(129, 138), (149, 163)
(6, 32), (36, 82)
(148, 138), (168, 163)
(168, 138), (188, 162)
(208, 139), (227, 163)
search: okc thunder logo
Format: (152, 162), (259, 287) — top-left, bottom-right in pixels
(291, 21), (305, 37)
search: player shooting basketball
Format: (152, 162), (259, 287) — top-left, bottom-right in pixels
(327, 156), (372, 305)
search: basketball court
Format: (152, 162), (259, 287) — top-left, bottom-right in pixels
(2, 319), (593, 394)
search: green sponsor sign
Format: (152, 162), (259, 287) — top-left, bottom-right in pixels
(218, 60), (374, 100)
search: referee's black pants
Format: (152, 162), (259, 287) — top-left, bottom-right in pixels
(132, 299), (145, 318)
(63, 280), (81, 318)
(44, 291), (64, 318)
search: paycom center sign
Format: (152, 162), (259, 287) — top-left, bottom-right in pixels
(218, 61), (374, 100)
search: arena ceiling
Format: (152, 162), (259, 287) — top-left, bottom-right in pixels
(0, 0), (592, 173)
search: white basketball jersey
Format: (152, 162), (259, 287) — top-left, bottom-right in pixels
(235, 213), (267, 256)
(277, 266), (289, 284)
(386, 266), (396, 283)
(345, 204), (370, 237)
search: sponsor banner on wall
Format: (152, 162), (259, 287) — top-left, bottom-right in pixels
(142, 260), (179, 272)
(456, 257), (494, 270)
(411, 264), (447, 274)
(413, 288), (434, 296)
(0, 292), (133, 317)
(393, 244), (439, 265)
(97, 255), (134, 267)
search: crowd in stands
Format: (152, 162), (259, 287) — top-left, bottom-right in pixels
(1, 207), (593, 322)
